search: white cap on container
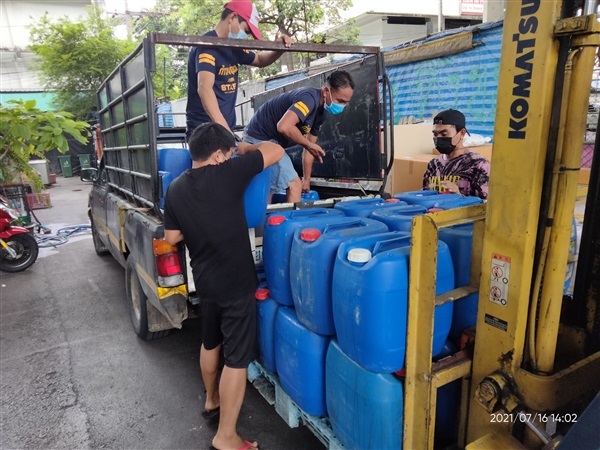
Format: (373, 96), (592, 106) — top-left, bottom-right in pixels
(347, 248), (372, 263)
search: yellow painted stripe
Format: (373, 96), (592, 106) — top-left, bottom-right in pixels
(199, 53), (215, 62)
(294, 101), (310, 116)
(199, 57), (215, 66)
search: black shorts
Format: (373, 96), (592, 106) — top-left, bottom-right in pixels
(199, 292), (257, 369)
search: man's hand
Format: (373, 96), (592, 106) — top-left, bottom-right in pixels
(441, 180), (460, 194)
(306, 143), (325, 163)
(301, 178), (311, 193)
(275, 32), (294, 48)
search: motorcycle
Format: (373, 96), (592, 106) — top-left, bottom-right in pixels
(0, 197), (39, 272)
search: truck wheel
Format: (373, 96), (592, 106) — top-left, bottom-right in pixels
(125, 257), (170, 341)
(91, 218), (109, 256)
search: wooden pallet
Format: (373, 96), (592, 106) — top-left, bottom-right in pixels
(247, 361), (345, 450)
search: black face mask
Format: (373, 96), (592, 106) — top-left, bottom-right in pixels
(434, 137), (456, 155)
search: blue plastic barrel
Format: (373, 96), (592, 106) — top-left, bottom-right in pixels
(263, 209), (346, 306)
(271, 190), (320, 204)
(370, 204), (428, 232)
(290, 218), (389, 335)
(157, 148), (192, 178)
(432, 196), (483, 210)
(326, 340), (404, 450)
(333, 232), (454, 372)
(302, 190), (320, 202)
(158, 171), (173, 209)
(275, 307), (329, 416)
(255, 287), (278, 372)
(395, 190), (463, 209)
(438, 223), (478, 338)
(333, 198), (407, 218)
(244, 166), (272, 228)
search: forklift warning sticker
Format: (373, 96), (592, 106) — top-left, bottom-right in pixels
(490, 253), (510, 307)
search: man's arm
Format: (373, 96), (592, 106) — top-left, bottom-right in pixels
(302, 135), (317, 192)
(257, 141), (285, 169)
(250, 34), (293, 68)
(164, 229), (184, 246)
(197, 71), (232, 132)
(276, 110), (325, 162)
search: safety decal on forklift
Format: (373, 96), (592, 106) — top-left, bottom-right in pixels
(490, 253), (510, 307)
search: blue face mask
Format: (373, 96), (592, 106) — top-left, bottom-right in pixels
(324, 89), (345, 115)
(229, 29), (248, 39)
(229, 20), (248, 40)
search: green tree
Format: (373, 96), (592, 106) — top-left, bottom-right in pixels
(28, 6), (136, 120)
(0, 100), (89, 191)
(134, 0), (358, 78)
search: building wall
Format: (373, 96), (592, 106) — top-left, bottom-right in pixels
(1, 0), (93, 92)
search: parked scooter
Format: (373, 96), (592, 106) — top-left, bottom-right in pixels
(0, 198), (39, 272)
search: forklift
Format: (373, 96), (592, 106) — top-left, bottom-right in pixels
(403, 0), (600, 448)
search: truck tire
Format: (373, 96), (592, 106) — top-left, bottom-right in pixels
(91, 218), (109, 256)
(125, 257), (170, 341)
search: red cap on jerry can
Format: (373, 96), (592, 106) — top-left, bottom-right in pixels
(300, 228), (321, 242)
(386, 198), (401, 203)
(255, 288), (270, 301)
(268, 215), (286, 226)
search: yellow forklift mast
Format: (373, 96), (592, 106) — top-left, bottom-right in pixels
(403, 0), (600, 448)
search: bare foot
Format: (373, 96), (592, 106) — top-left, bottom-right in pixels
(205, 392), (220, 412)
(211, 435), (258, 450)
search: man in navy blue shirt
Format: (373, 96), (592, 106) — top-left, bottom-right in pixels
(186, 0), (293, 139)
(241, 71), (355, 202)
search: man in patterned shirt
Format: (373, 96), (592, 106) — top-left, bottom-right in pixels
(423, 109), (490, 200)
(185, 0), (293, 140)
(241, 71), (355, 202)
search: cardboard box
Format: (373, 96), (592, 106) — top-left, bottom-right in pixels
(473, 144), (493, 161)
(579, 167), (591, 185)
(393, 123), (436, 157)
(392, 154), (438, 195)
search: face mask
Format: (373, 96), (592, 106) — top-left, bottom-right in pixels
(324, 89), (345, 115)
(434, 136), (456, 155)
(228, 20), (248, 40)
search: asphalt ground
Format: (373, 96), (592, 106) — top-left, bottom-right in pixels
(0, 175), (323, 450)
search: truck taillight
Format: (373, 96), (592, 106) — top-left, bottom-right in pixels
(153, 239), (184, 287)
(156, 252), (181, 277)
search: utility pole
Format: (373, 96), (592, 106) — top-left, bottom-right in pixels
(124, 0), (133, 40)
(438, 0), (444, 32)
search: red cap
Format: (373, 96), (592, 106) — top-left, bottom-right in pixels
(386, 198), (401, 203)
(268, 215), (286, 226)
(300, 228), (321, 242)
(255, 288), (270, 301)
(225, 0), (263, 40)
(428, 207), (444, 213)
(394, 368), (406, 377)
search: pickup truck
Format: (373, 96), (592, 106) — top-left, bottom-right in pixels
(82, 32), (393, 341)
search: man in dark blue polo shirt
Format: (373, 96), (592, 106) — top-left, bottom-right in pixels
(186, 0), (293, 140)
(241, 71), (355, 202)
